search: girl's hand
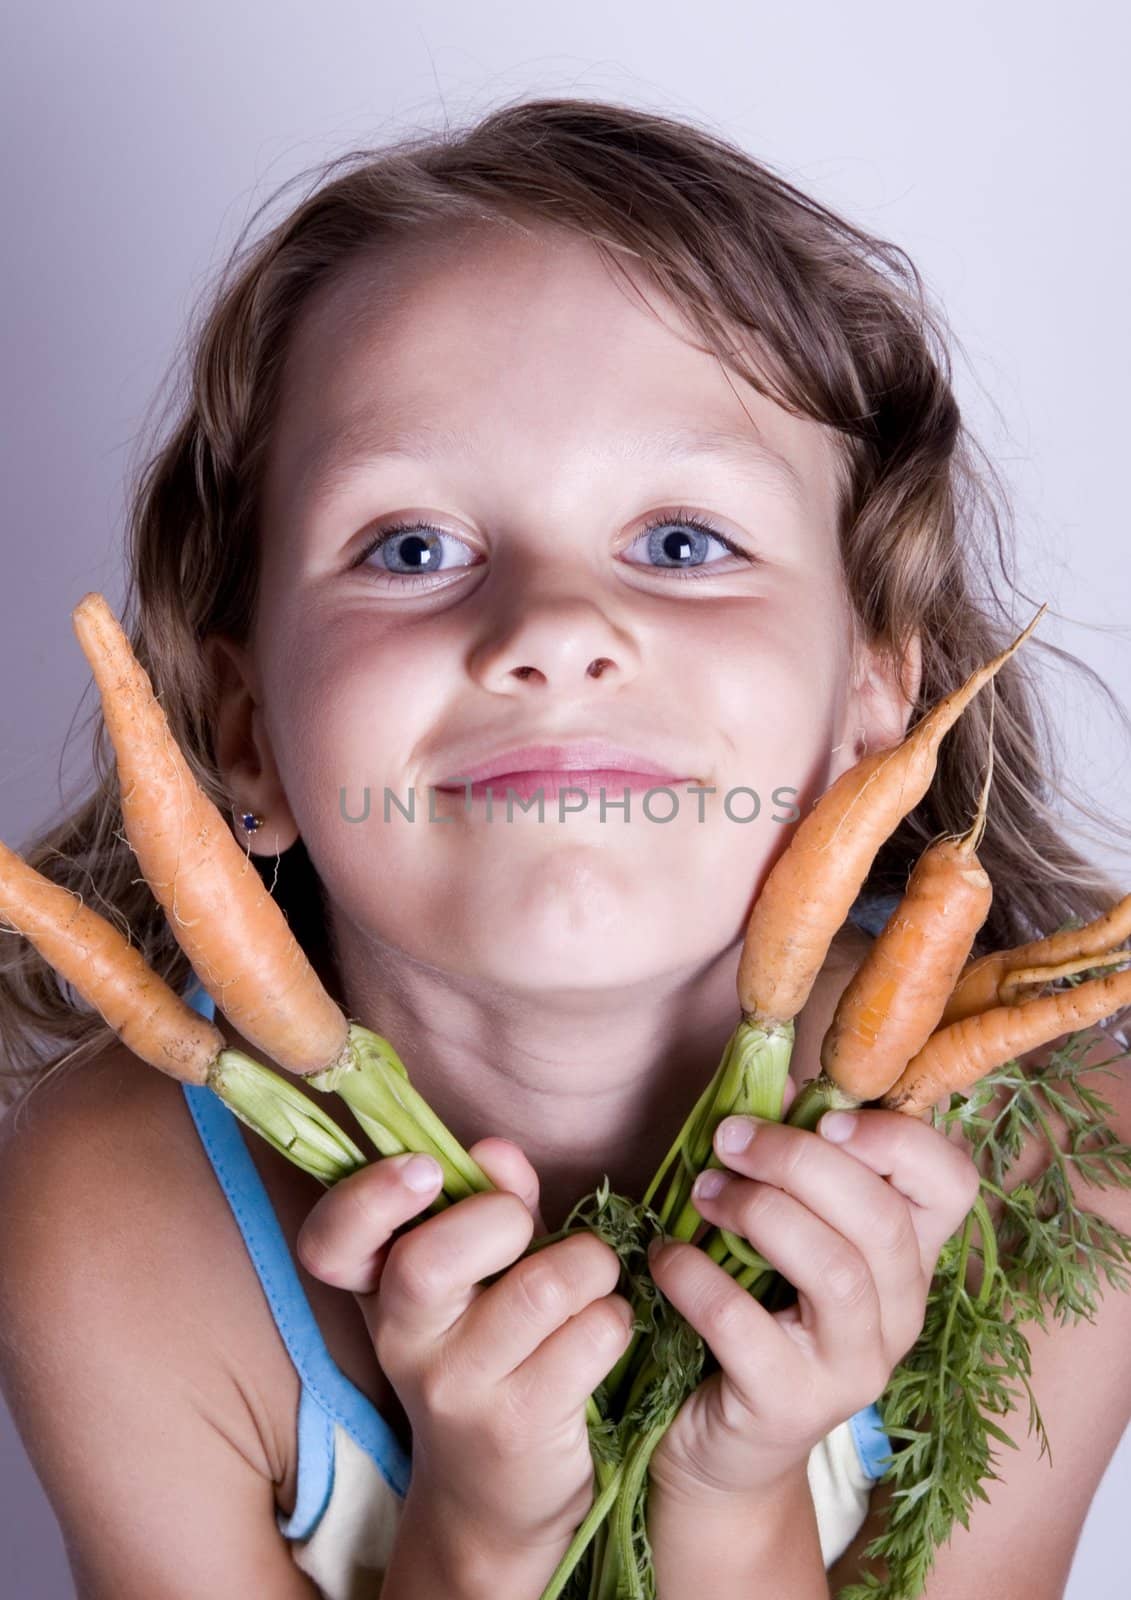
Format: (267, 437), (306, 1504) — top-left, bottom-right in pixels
(644, 1087), (981, 1513)
(296, 1139), (635, 1555)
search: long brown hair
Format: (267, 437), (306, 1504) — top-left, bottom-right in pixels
(3, 95), (1129, 1107)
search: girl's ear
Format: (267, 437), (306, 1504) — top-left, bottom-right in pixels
(840, 630), (924, 772)
(202, 634), (300, 856)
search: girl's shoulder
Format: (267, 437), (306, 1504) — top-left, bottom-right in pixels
(0, 1038), (367, 1593)
(0, 1043), (331, 1516)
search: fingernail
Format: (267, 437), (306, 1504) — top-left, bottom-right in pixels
(647, 1235), (671, 1268)
(819, 1112), (857, 1143)
(717, 1116), (756, 1153)
(402, 1153), (442, 1191)
(693, 1169), (727, 1202)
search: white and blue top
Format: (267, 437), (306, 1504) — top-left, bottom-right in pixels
(180, 889), (899, 1597)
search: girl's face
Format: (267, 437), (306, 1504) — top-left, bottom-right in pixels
(229, 223), (907, 1007)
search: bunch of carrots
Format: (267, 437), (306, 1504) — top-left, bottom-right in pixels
(2, 593), (1130, 1600)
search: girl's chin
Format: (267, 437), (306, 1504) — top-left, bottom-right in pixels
(438, 941), (699, 994)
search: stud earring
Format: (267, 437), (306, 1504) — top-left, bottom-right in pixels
(238, 810), (265, 834)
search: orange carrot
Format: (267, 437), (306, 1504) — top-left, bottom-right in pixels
(1, 836), (371, 1185)
(71, 593), (351, 1078)
(0, 837), (223, 1085)
(818, 813), (993, 1102)
(880, 965), (1131, 1117)
(997, 951), (1130, 1006)
(738, 605), (1045, 1027)
(938, 890), (1131, 1028)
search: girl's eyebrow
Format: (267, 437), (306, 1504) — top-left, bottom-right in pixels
(295, 417), (807, 505)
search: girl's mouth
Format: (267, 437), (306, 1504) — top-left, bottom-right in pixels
(435, 769), (693, 803)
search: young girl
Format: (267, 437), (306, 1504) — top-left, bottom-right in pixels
(2, 97), (1129, 1599)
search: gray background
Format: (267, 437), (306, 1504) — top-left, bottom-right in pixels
(2, 1), (1129, 1594)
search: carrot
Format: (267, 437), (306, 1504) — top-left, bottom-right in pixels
(880, 964), (1131, 1117)
(816, 771), (994, 1103)
(738, 604), (1045, 1027)
(0, 836), (223, 1084)
(71, 593), (351, 1078)
(938, 890), (1131, 1028)
(72, 597), (497, 1198)
(0, 836), (371, 1182)
(997, 950), (1130, 1006)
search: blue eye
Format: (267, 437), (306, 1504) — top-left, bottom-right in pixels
(352, 507), (753, 587)
(622, 509), (750, 576)
(353, 523), (477, 586)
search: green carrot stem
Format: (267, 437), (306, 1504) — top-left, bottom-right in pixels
(539, 1409), (673, 1600)
(592, 1514), (624, 1600)
(969, 1192), (999, 1308)
(600, 1020), (797, 1431)
(665, 1022), (794, 1240)
(622, 1354), (662, 1424)
(737, 1263), (775, 1296)
(718, 1225), (775, 1275)
(590, 1522), (615, 1600)
(641, 1049), (732, 1218)
(603, 1317), (651, 1421)
(611, 1418), (673, 1597)
(209, 1049), (368, 1185)
(585, 1396), (620, 1500)
(309, 1023), (491, 1197)
(787, 1069), (862, 1132)
(537, 1452), (632, 1600)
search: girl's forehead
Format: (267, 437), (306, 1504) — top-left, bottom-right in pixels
(265, 225), (844, 526)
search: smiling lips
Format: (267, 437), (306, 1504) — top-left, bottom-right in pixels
(440, 770), (692, 803)
(433, 741), (698, 801)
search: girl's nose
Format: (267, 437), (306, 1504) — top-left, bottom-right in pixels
(469, 593), (640, 692)
(512, 655), (614, 682)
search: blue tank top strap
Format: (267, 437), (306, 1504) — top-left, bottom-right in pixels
(846, 888), (901, 941)
(179, 974), (412, 1534)
(849, 1403), (895, 1481)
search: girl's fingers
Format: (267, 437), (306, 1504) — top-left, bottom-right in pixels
(713, 1110), (979, 1280)
(648, 1241), (803, 1415)
(506, 1293), (636, 1422)
(811, 1107), (982, 1267)
(704, 1109), (976, 1362)
(451, 1232), (630, 1399)
(689, 1175), (888, 1376)
(371, 1188), (536, 1354)
(710, 1113), (922, 1313)
(297, 1133), (545, 1297)
(296, 1151), (446, 1294)
(468, 1136), (548, 1234)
